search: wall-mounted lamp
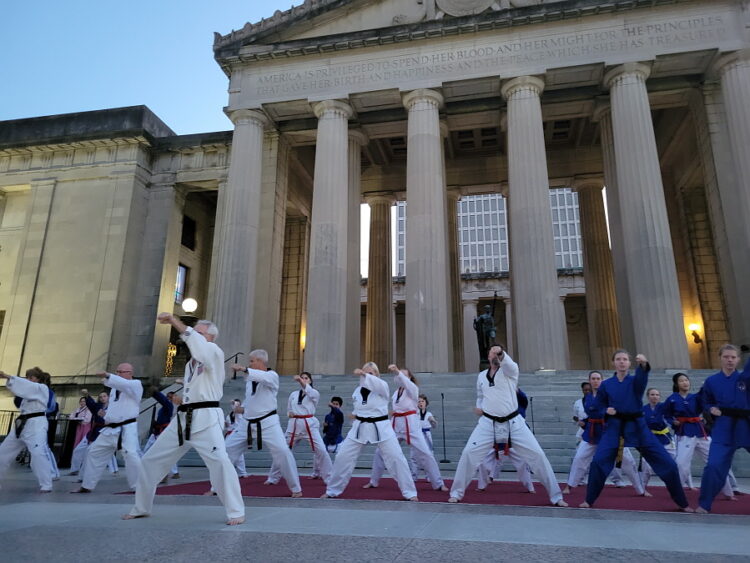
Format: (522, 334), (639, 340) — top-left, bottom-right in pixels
(181, 298), (198, 314)
(688, 323), (703, 344)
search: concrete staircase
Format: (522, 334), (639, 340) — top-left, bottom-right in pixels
(164, 370), (750, 478)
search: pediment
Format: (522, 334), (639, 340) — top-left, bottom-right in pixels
(214, 0), (566, 56)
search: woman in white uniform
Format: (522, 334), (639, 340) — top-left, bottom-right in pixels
(363, 366), (447, 492)
(321, 362), (417, 501)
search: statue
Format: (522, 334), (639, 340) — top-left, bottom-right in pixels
(473, 302), (497, 362)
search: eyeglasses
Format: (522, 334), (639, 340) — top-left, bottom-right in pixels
(116, 370), (133, 373)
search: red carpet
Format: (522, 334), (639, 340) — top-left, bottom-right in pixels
(152, 475), (750, 515)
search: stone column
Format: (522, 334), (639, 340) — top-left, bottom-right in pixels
(573, 178), (621, 369)
(501, 76), (568, 371)
(462, 299), (480, 372)
(365, 193), (394, 369)
(210, 109), (268, 369)
(503, 297), (515, 360)
(346, 131), (367, 371)
(593, 102), (635, 352)
(304, 100), (353, 374)
(446, 188), (464, 372)
(716, 50), (750, 346)
(604, 63), (689, 368)
(403, 89), (452, 373)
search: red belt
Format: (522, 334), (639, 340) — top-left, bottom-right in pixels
(676, 416), (707, 438)
(392, 410), (417, 444)
(587, 418), (604, 441)
(290, 414), (315, 451)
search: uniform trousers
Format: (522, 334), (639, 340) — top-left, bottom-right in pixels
(268, 417), (332, 483)
(369, 415), (444, 489)
(0, 417), (52, 491)
(585, 432), (687, 507)
(143, 433), (179, 476)
(674, 435), (733, 496)
(225, 414), (301, 493)
(70, 437), (118, 475)
(699, 443), (750, 511)
(567, 442), (643, 494)
(409, 430), (434, 479)
(640, 441), (675, 487)
(129, 415), (244, 520)
(82, 424), (142, 490)
(326, 434), (417, 499)
(450, 415), (562, 504)
(477, 447), (534, 492)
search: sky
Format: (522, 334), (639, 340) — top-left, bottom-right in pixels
(1, 1), (302, 134)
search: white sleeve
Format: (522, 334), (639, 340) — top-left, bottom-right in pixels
(394, 371), (419, 401)
(362, 373), (389, 398)
(499, 353), (519, 384)
(104, 374), (143, 399)
(7, 376), (49, 403)
(303, 383), (321, 405)
(181, 327), (223, 367)
(246, 368), (279, 392)
(476, 373), (484, 410)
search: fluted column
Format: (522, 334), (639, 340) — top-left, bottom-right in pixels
(503, 298), (515, 359)
(717, 50), (750, 345)
(446, 187), (464, 372)
(365, 194), (394, 368)
(593, 102), (635, 353)
(305, 100), (353, 374)
(604, 63), (688, 367)
(502, 76), (568, 371)
(573, 178), (621, 369)
(346, 131), (366, 371)
(403, 89), (452, 372)
(462, 299), (480, 372)
(210, 109), (268, 369)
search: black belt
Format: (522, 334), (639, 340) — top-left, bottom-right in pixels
(246, 410), (277, 450)
(177, 401), (220, 446)
(720, 407), (750, 418)
(355, 414), (389, 441)
(14, 411), (45, 439)
(103, 418), (137, 450)
(483, 411), (519, 457)
(608, 411), (642, 467)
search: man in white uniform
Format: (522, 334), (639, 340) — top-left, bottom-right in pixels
(0, 368), (53, 492)
(449, 345), (567, 506)
(228, 351), (302, 497)
(72, 363), (143, 493)
(123, 313), (245, 525)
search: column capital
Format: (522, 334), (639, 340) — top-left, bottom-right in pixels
(226, 108), (271, 128)
(402, 88), (444, 110)
(501, 75), (545, 100)
(446, 187), (462, 202)
(603, 62), (651, 90)
(571, 176), (604, 192)
(591, 97), (611, 123)
(348, 129), (369, 146)
(364, 192), (395, 206)
(312, 99), (353, 119)
(714, 49), (750, 76)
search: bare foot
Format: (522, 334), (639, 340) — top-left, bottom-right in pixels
(408, 496), (419, 502)
(526, 489), (536, 494)
(263, 480), (277, 486)
(70, 487), (91, 494)
(726, 495), (738, 502)
(695, 507), (708, 514)
(642, 491), (653, 498)
(226, 516), (245, 526)
(690, 487), (699, 491)
(362, 482), (377, 489)
(475, 487), (486, 492)
(309, 475), (321, 480)
(320, 493), (335, 499)
(562, 486), (571, 494)
(436, 485), (449, 492)
(579, 501), (590, 508)
(122, 513), (148, 520)
(681, 506), (696, 513)
(203, 490), (217, 496)
(291, 491), (303, 498)
(448, 497), (460, 503)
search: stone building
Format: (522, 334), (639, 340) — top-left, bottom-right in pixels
(0, 0), (748, 398)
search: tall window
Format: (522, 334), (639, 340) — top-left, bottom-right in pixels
(174, 264), (189, 304)
(549, 188), (583, 269)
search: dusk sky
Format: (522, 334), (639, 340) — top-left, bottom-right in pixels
(1, 1), (302, 134)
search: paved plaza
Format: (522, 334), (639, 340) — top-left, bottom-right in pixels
(1, 465), (748, 562)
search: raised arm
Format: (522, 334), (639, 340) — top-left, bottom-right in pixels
(360, 372), (389, 398)
(244, 368), (279, 392)
(100, 372), (143, 399)
(389, 365), (418, 400)
(633, 354), (650, 398)
(3, 374), (49, 403)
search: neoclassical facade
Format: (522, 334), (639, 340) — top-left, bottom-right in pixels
(0, 0), (749, 386)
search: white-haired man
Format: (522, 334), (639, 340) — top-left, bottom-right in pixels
(123, 313), (245, 525)
(229, 352), (302, 497)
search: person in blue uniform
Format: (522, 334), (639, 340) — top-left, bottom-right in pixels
(697, 344), (750, 513)
(640, 388), (674, 489)
(580, 350), (692, 511)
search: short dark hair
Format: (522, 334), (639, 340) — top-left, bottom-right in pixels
(331, 396), (343, 406)
(612, 348), (630, 361)
(672, 372), (689, 393)
(580, 381), (590, 390)
(418, 393), (429, 406)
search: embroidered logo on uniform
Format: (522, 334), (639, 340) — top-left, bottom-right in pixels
(738, 382), (747, 392)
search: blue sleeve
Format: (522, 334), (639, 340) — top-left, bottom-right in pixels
(594, 383), (609, 411)
(85, 395), (98, 415)
(152, 391), (171, 408)
(634, 363), (650, 398)
(662, 397), (675, 424)
(740, 356), (750, 383)
(701, 381), (716, 411)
